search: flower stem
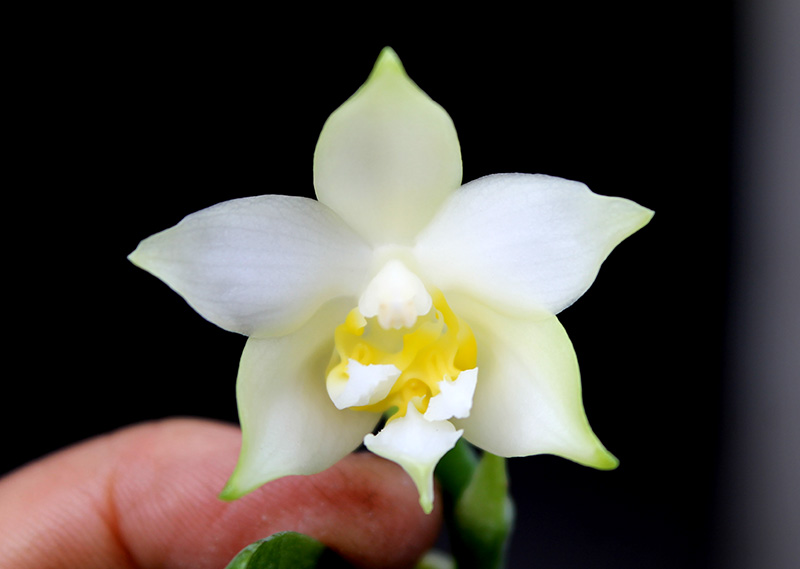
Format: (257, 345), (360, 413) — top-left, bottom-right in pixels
(436, 441), (514, 569)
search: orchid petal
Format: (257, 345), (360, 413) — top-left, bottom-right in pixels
(313, 47), (462, 245)
(328, 359), (402, 410)
(415, 173), (654, 318)
(424, 368), (478, 421)
(129, 195), (372, 338)
(364, 403), (463, 514)
(449, 293), (618, 470)
(220, 299), (381, 500)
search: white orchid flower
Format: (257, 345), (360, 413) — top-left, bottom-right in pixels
(129, 47), (653, 514)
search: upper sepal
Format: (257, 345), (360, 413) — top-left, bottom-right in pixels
(314, 47), (463, 246)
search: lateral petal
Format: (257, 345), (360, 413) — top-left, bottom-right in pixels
(220, 299), (381, 500)
(449, 294), (618, 470)
(415, 173), (653, 318)
(314, 47), (462, 245)
(129, 195), (372, 338)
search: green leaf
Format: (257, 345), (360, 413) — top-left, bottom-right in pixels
(225, 540), (262, 569)
(224, 531), (353, 569)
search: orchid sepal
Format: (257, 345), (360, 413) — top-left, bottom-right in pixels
(314, 47), (463, 246)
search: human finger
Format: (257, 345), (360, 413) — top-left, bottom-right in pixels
(0, 418), (441, 569)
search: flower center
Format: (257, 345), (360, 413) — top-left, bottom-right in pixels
(326, 261), (477, 421)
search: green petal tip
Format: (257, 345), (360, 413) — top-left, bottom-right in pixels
(592, 447), (620, 471)
(218, 473), (252, 502)
(376, 46), (403, 70)
(367, 46), (406, 81)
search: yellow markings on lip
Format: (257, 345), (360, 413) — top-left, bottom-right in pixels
(326, 289), (477, 420)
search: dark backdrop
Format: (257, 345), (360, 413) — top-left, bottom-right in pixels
(7, 5), (736, 568)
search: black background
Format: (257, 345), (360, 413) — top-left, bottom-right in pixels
(7, 5), (735, 568)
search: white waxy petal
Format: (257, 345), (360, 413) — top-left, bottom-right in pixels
(314, 47), (462, 245)
(448, 293), (618, 470)
(358, 259), (432, 329)
(424, 368), (479, 421)
(415, 173), (654, 318)
(220, 299), (381, 500)
(129, 195), (372, 338)
(364, 402), (463, 514)
(327, 359), (402, 410)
